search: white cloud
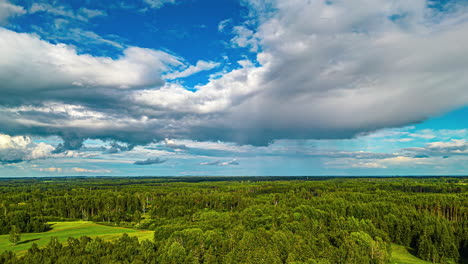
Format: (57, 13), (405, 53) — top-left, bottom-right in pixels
(352, 162), (387, 169)
(231, 26), (259, 52)
(0, 134), (55, 163)
(0, 28), (181, 92)
(218, 19), (232, 32)
(409, 129), (437, 139)
(29, 3), (77, 20)
(78, 8), (107, 19)
(164, 60), (220, 80)
(36, 167), (111, 173)
(143, 0), (176, 9)
(199, 159), (239, 166)
(67, 28), (123, 49)
(132, 59), (263, 115)
(327, 154), (434, 170)
(39, 167), (63, 173)
(438, 129), (468, 138)
(380, 156), (432, 165)
(164, 138), (187, 150)
(72, 167), (112, 173)
(426, 139), (467, 150)
(0, 0), (25, 24)
(29, 3), (106, 22)
(404, 139), (468, 158)
(384, 138), (414, 143)
(353, 156), (434, 169)
(325, 137), (468, 170)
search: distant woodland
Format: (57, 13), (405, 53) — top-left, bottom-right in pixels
(0, 176), (466, 264)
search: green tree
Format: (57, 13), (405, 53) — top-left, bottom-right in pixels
(159, 241), (187, 264)
(9, 225), (20, 245)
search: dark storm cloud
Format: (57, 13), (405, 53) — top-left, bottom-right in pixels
(53, 137), (84, 153)
(104, 142), (135, 154)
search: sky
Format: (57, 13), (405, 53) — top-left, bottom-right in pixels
(0, 0), (468, 176)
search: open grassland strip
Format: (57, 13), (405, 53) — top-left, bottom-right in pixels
(390, 243), (436, 264)
(0, 221), (154, 256)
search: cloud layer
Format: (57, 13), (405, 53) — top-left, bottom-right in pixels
(1, 0), (468, 149)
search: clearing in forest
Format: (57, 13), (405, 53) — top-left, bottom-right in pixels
(0, 221), (154, 255)
(390, 243), (434, 264)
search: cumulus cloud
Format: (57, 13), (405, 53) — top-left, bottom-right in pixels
(0, 0), (25, 24)
(131, 0), (468, 145)
(164, 139), (187, 150)
(210, 0), (468, 145)
(0, 28), (182, 147)
(134, 157), (167, 165)
(0, 28), (180, 94)
(0, 135), (55, 163)
(231, 26), (259, 52)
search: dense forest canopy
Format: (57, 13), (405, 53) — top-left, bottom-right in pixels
(0, 176), (466, 264)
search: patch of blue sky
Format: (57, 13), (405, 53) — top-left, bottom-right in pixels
(413, 106), (468, 130)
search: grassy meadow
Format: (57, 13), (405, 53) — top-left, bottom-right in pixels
(390, 244), (433, 264)
(0, 221), (153, 255)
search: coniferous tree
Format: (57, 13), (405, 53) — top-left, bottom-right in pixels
(9, 225), (20, 246)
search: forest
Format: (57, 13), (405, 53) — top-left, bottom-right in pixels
(0, 176), (466, 264)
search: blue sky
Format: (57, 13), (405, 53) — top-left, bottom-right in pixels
(0, 0), (468, 176)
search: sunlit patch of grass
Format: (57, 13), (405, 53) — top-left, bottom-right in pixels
(390, 243), (433, 264)
(0, 221), (153, 256)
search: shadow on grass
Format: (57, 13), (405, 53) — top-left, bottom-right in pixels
(407, 247), (417, 257)
(17, 238), (40, 245)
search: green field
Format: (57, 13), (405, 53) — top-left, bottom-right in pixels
(390, 244), (434, 264)
(0, 221), (154, 255)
